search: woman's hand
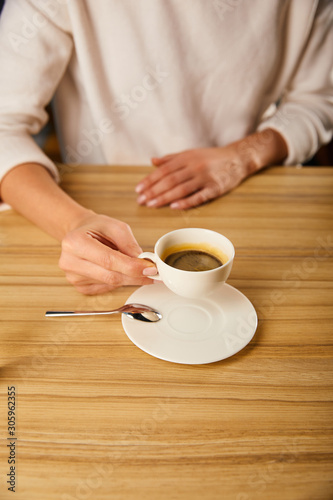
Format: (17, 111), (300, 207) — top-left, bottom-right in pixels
(136, 130), (288, 209)
(136, 146), (249, 210)
(59, 212), (157, 295)
(0, 162), (157, 295)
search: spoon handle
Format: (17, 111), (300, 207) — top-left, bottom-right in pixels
(45, 310), (118, 317)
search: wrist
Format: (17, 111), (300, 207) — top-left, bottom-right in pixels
(236, 129), (288, 175)
(64, 206), (96, 235)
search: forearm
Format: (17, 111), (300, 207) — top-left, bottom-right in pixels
(0, 163), (93, 241)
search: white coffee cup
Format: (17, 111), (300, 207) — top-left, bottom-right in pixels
(139, 228), (235, 298)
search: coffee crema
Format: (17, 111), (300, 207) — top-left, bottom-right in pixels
(162, 243), (227, 272)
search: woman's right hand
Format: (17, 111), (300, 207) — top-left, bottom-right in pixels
(58, 211), (157, 295)
(0, 163), (156, 295)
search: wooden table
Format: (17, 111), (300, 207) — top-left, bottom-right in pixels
(0, 165), (332, 500)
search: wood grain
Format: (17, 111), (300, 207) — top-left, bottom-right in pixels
(0, 165), (332, 500)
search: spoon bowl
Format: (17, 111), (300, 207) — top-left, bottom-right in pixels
(45, 303), (162, 322)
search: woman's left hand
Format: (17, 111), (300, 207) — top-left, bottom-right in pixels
(135, 145), (250, 210)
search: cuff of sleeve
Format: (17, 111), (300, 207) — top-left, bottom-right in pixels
(0, 134), (60, 210)
(256, 104), (325, 166)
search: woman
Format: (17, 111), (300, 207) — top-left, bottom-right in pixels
(0, 0), (332, 294)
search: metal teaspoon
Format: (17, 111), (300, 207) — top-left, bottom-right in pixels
(45, 303), (162, 322)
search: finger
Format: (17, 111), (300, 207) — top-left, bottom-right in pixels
(136, 158), (186, 196)
(61, 235), (157, 278)
(139, 167), (198, 207)
(145, 177), (203, 208)
(65, 269), (152, 289)
(63, 274), (118, 295)
(151, 153), (178, 165)
(173, 168), (246, 209)
(75, 279), (153, 295)
(62, 255), (154, 288)
(89, 220), (142, 258)
(70, 281), (130, 295)
(70, 273), (153, 291)
(170, 184), (222, 210)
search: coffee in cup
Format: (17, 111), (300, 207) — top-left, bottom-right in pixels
(162, 243), (227, 272)
(139, 228), (234, 298)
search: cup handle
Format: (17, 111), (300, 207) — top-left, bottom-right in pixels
(139, 252), (162, 281)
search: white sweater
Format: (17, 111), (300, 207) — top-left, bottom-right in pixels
(0, 0), (332, 191)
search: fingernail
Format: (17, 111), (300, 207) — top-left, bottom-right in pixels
(143, 266), (158, 276)
(147, 199), (158, 207)
(135, 184), (144, 193)
(132, 247), (143, 257)
(170, 202), (180, 209)
(137, 194), (147, 204)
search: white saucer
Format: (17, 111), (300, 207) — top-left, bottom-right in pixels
(122, 283), (257, 364)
